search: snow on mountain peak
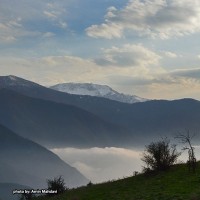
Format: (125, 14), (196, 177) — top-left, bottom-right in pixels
(56, 83), (115, 96)
(50, 83), (148, 104)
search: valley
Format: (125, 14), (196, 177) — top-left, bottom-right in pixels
(0, 75), (200, 200)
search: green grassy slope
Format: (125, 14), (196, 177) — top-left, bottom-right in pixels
(35, 162), (200, 200)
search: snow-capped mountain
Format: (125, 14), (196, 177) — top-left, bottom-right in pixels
(50, 83), (148, 104)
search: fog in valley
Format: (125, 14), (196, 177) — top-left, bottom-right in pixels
(52, 145), (200, 184)
(52, 147), (142, 183)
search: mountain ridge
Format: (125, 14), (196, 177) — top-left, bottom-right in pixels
(0, 88), (127, 148)
(0, 123), (88, 189)
(1, 75), (200, 147)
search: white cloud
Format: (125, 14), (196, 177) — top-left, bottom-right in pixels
(86, 23), (123, 39)
(164, 51), (178, 58)
(43, 3), (67, 29)
(0, 1), (70, 43)
(94, 44), (161, 68)
(58, 21), (67, 29)
(42, 32), (55, 38)
(43, 2), (66, 20)
(86, 0), (200, 39)
(0, 18), (41, 43)
(43, 10), (58, 19)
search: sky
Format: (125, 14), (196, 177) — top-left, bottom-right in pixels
(1, 0), (200, 99)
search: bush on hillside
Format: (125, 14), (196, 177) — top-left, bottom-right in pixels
(142, 138), (181, 171)
(47, 176), (66, 196)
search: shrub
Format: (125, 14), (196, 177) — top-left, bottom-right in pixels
(47, 176), (66, 196)
(142, 138), (181, 171)
(87, 181), (93, 187)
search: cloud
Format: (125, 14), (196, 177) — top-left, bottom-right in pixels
(0, 25), (41, 43)
(105, 67), (200, 100)
(0, 1), (69, 43)
(43, 2), (68, 29)
(0, 56), (105, 86)
(2, 54), (200, 100)
(86, 23), (123, 39)
(52, 147), (142, 183)
(170, 68), (200, 80)
(42, 32), (55, 38)
(43, 11), (58, 19)
(86, 0), (200, 39)
(164, 51), (179, 58)
(0, 18), (39, 43)
(94, 44), (161, 68)
(58, 21), (67, 29)
(0, 42), (163, 86)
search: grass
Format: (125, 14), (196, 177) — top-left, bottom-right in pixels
(34, 162), (200, 200)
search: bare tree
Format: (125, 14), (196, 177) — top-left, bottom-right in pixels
(176, 130), (197, 173)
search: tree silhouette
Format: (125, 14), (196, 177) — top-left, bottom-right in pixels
(142, 138), (181, 172)
(47, 176), (66, 196)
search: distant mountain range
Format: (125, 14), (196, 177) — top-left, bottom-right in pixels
(50, 82), (147, 103)
(1, 75), (200, 147)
